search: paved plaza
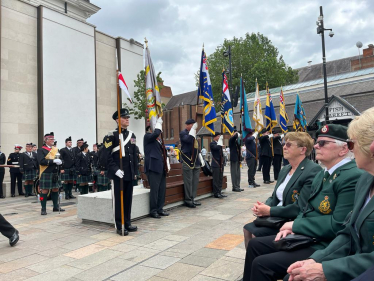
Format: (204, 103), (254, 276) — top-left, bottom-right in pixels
(0, 168), (276, 281)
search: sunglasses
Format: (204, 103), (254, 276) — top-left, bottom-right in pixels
(346, 139), (355, 150)
(282, 142), (298, 148)
(315, 140), (336, 147)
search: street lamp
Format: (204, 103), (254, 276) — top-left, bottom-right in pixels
(356, 41), (363, 69)
(316, 6), (333, 124)
(223, 45), (233, 102)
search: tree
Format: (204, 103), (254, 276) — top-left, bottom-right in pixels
(196, 32), (299, 110)
(124, 70), (164, 119)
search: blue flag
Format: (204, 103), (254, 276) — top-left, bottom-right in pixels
(279, 87), (289, 133)
(293, 93), (307, 131)
(264, 84), (278, 132)
(198, 50), (216, 134)
(240, 77), (252, 140)
(221, 71), (234, 135)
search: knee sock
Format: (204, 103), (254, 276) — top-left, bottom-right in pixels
(51, 191), (59, 209)
(40, 193), (47, 210)
(63, 183), (68, 194)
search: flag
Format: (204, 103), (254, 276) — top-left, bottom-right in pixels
(118, 72), (132, 103)
(293, 93), (308, 131)
(279, 87), (289, 133)
(240, 77), (252, 140)
(198, 49), (216, 134)
(221, 70), (234, 135)
(253, 79), (264, 132)
(264, 83), (278, 132)
(145, 44), (163, 131)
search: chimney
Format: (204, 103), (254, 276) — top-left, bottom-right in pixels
(307, 61), (312, 70)
(363, 44), (374, 57)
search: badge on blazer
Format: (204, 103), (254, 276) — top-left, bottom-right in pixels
(321, 125), (329, 133)
(131, 138), (136, 144)
(292, 190), (299, 202)
(333, 174), (337, 180)
(318, 196), (332, 214)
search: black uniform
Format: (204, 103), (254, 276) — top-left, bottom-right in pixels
(259, 135), (273, 182)
(7, 152), (23, 196)
(210, 140), (224, 197)
(272, 136), (283, 180)
(75, 152), (92, 194)
(100, 128), (138, 230)
(59, 147), (76, 198)
(89, 150), (99, 190)
(0, 152), (5, 198)
(229, 134), (242, 191)
(19, 151), (38, 196)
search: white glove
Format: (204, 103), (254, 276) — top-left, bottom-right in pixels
(189, 128), (196, 138)
(280, 134), (285, 139)
(53, 159), (62, 165)
(199, 153), (205, 167)
(115, 169), (124, 178)
(167, 157), (171, 172)
(268, 134), (274, 138)
(217, 135), (223, 146)
(192, 122), (198, 130)
(253, 132), (258, 139)
(155, 117), (163, 131)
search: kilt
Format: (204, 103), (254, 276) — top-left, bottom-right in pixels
(60, 168), (76, 181)
(39, 172), (61, 190)
(23, 169), (37, 181)
(97, 171), (110, 185)
(76, 174), (93, 184)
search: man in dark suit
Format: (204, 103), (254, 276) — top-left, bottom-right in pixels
(210, 132), (226, 198)
(229, 127), (244, 192)
(245, 130), (260, 188)
(7, 145), (25, 197)
(0, 145), (6, 198)
(272, 131), (284, 181)
(259, 129), (274, 184)
(144, 118), (170, 219)
(60, 136), (76, 199)
(19, 143), (38, 197)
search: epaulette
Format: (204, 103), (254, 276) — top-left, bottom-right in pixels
(106, 130), (116, 137)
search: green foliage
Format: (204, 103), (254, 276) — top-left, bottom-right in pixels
(196, 32), (299, 110)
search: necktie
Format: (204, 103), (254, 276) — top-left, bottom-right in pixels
(323, 171), (330, 182)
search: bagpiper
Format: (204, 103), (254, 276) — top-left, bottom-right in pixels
(75, 142), (92, 195)
(97, 143), (110, 192)
(19, 143), (38, 197)
(59, 136), (76, 199)
(89, 143), (99, 192)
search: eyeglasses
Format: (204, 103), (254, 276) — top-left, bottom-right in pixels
(282, 142), (298, 148)
(315, 140), (336, 147)
(346, 139), (355, 150)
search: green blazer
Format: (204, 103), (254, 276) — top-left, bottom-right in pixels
(310, 172), (374, 281)
(292, 160), (364, 250)
(265, 158), (322, 219)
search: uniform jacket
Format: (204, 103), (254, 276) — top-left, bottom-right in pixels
(265, 158), (322, 219)
(89, 151), (99, 169)
(245, 136), (256, 160)
(310, 172), (374, 281)
(100, 128), (138, 181)
(72, 146), (81, 157)
(0, 152), (6, 172)
(19, 151), (38, 172)
(179, 129), (201, 167)
(143, 129), (164, 174)
(229, 134), (241, 162)
(37, 147), (59, 174)
(210, 140), (223, 169)
(75, 152), (92, 176)
(7, 152), (21, 173)
(259, 135), (273, 157)
(273, 136), (283, 156)
(292, 160), (364, 250)
(59, 147), (75, 170)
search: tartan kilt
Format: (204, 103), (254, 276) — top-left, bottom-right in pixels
(76, 174), (93, 184)
(60, 168), (76, 181)
(39, 172), (62, 190)
(97, 171), (110, 185)
(23, 169), (37, 181)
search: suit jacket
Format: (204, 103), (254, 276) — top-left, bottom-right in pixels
(143, 129), (164, 174)
(265, 158), (322, 219)
(19, 152), (38, 172)
(310, 172), (374, 281)
(229, 134), (241, 162)
(210, 140), (223, 169)
(179, 129), (201, 167)
(89, 151), (99, 169)
(245, 136), (256, 160)
(259, 135), (272, 157)
(7, 153), (21, 173)
(59, 147), (75, 169)
(75, 152), (92, 176)
(273, 136), (283, 156)
(0, 152), (6, 172)
(292, 160), (364, 250)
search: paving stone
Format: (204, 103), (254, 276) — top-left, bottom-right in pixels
(205, 234), (244, 251)
(160, 250), (190, 259)
(61, 238), (99, 251)
(110, 265), (162, 281)
(0, 268), (39, 281)
(224, 247), (246, 260)
(140, 255), (180, 270)
(163, 235), (189, 242)
(192, 248), (228, 259)
(0, 254), (48, 274)
(156, 262), (205, 281)
(180, 255), (217, 268)
(64, 244), (106, 259)
(26, 265), (83, 281)
(26, 255), (75, 273)
(143, 239), (180, 251)
(200, 258), (243, 280)
(67, 249), (123, 270)
(190, 275), (224, 281)
(109, 242), (139, 253)
(117, 247), (158, 263)
(0, 248), (37, 262)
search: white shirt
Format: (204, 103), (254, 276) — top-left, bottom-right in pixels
(276, 173), (293, 206)
(325, 158), (351, 175)
(201, 148), (207, 156)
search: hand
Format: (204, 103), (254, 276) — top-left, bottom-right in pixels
(275, 229), (293, 241)
(280, 221), (294, 231)
(100, 171), (104, 175)
(60, 170), (65, 174)
(289, 262), (325, 281)
(253, 132), (258, 139)
(192, 122), (198, 130)
(115, 169), (124, 178)
(288, 259), (316, 277)
(268, 133), (274, 138)
(53, 159), (62, 165)
(280, 134), (285, 138)
(237, 133), (241, 139)
(252, 201), (270, 217)
(155, 117), (163, 131)
(156, 117), (163, 125)
(217, 135), (223, 146)
(199, 153), (205, 167)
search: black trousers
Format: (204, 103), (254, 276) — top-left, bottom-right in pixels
(147, 170), (166, 215)
(352, 265), (374, 281)
(261, 156), (272, 181)
(112, 178), (134, 229)
(243, 235), (316, 281)
(212, 167), (223, 196)
(258, 156), (263, 171)
(273, 154), (283, 180)
(0, 214), (16, 238)
(10, 172), (23, 195)
(0, 170), (4, 197)
(246, 158), (257, 185)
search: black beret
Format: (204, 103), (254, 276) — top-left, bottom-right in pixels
(80, 142), (89, 151)
(316, 124), (348, 142)
(146, 125), (151, 132)
(44, 132), (54, 138)
(213, 132), (222, 137)
(185, 119), (196, 125)
(32, 144), (37, 147)
(53, 141), (57, 145)
(77, 138), (84, 142)
(260, 128), (267, 134)
(26, 142), (33, 146)
(65, 136), (72, 142)
(112, 108), (130, 120)
(233, 126), (237, 132)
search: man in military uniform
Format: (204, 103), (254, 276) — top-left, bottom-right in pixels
(0, 145), (6, 199)
(272, 130), (284, 181)
(211, 132), (226, 198)
(19, 143), (38, 197)
(90, 143), (99, 192)
(72, 139), (84, 156)
(100, 109), (138, 236)
(7, 145), (24, 197)
(245, 130), (260, 188)
(59, 136), (76, 199)
(229, 127), (244, 192)
(259, 129), (274, 184)
(37, 132), (65, 215)
(180, 119), (204, 208)
(97, 143), (110, 192)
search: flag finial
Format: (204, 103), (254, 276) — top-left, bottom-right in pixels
(144, 38), (148, 48)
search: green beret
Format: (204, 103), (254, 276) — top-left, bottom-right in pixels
(316, 124), (348, 142)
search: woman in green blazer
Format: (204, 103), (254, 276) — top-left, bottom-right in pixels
(286, 107), (374, 281)
(243, 132), (322, 248)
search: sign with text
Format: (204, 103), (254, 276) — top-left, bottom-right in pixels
(318, 100), (356, 122)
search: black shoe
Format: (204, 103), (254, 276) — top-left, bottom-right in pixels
(185, 201), (196, 208)
(158, 211), (169, 216)
(19, 192), (25, 196)
(150, 213), (161, 219)
(53, 208), (65, 212)
(69, 194), (76, 199)
(269, 180), (274, 183)
(193, 201), (201, 206)
(220, 193), (227, 197)
(41, 209), (47, 215)
(232, 188), (241, 192)
(264, 181), (272, 184)
(125, 225), (137, 232)
(29, 193), (35, 196)
(9, 230), (19, 247)
(25, 194), (29, 198)
(214, 194), (223, 199)
(254, 182), (260, 187)
(11, 194), (15, 197)
(116, 229), (129, 236)
(65, 195), (70, 200)
(0, 196), (5, 199)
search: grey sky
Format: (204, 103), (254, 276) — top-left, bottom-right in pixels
(88, 0), (374, 95)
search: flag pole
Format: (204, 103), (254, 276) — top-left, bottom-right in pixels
(267, 82), (274, 157)
(255, 79), (258, 161)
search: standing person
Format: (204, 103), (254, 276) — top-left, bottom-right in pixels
(100, 108), (139, 236)
(273, 131), (284, 181)
(257, 143), (262, 171)
(19, 143), (38, 197)
(245, 130), (260, 188)
(168, 147), (179, 164)
(0, 214), (19, 246)
(75, 142), (92, 195)
(0, 145), (6, 199)
(72, 138), (84, 156)
(229, 127), (244, 192)
(201, 146), (207, 161)
(259, 129), (274, 184)
(144, 120), (170, 219)
(180, 119), (204, 208)
(59, 136), (76, 200)
(211, 132), (226, 199)
(7, 145), (24, 197)
(37, 132), (65, 215)
(32, 144), (37, 152)
(97, 144), (110, 192)
(90, 143), (99, 192)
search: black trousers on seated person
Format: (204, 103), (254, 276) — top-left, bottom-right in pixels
(243, 235), (316, 281)
(352, 265), (374, 281)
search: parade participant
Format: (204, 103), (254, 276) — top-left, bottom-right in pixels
(168, 146), (179, 164)
(100, 108), (138, 236)
(245, 130), (260, 188)
(243, 132), (322, 248)
(32, 144), (37, 152)
(7, 144), (24, 197)
(37, 132), (65, 215)
(242, 124), (363, 281)
(211, 132), (226, 199)
(273, 131), (284, 181)
(229, 127), (244, 192)
(259, 129), (274, 184)
(0, 214), (19, 246)
(75, 142), (92, 195)
(72, 138), (84, 156)
(144, 120), (170, 219)
(0, 145), (5, 199)
(180, 119), (204, 208)
(286, 108), (374, 281)
(59, 136), (76, 199)
(19, 143), (38, 197)
(90, 143), (99, 192)
(97, 144), (110, 192)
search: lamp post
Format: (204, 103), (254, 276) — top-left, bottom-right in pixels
(316, 6), (334, 124)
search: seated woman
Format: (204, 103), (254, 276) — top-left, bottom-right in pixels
(243, 132), (322, 248)
(286, 107), (374, 281)
(243, 124), (364, 281)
